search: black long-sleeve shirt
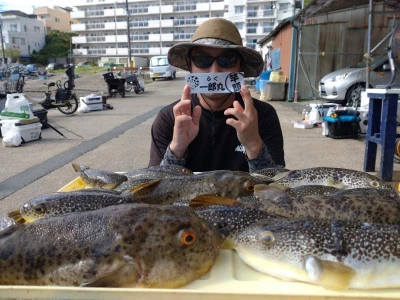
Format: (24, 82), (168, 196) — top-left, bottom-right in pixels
(149, 93), (285, 172)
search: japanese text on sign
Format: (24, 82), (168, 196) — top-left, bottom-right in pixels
(185, 72), (245, 94)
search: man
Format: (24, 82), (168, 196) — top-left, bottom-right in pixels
(149, 18), (285, 172)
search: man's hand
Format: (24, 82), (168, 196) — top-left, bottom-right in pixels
(170, 84), (202, 159)
(224, 85), (263, 159)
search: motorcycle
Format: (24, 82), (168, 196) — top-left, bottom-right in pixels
(124, 67), (145, 94)
(25, 66), (78, 115)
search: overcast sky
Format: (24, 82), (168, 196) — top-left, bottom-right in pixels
(0, 0), (84, 14)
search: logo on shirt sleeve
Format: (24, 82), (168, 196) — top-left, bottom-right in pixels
(235, 144), (246, 154)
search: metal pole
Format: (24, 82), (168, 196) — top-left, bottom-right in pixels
(114, 1), (118, 61)
(366, 0), (373, 89)
(159, 0), (162, 55)
(0, 20), (5, 64)
(125, 0), (132, 67)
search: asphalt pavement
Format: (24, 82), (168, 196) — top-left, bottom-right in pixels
(0, 71), (399, 218)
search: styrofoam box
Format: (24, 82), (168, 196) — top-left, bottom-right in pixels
(80, 96), (102, 104)
(0, 177), (386, 299)
(80, 96), (103, 111)
(0, 119), (42, 142)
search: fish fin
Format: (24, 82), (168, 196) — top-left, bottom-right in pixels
(254, 184), (289, 201)
(7, 210), (27, 224)
(305, 256), (355, 291)
(267, 183), (291, 190)
(82, 256), (139, 287)
(71, 162), (82, 172)
(189, 195), (240, 207)
(271, 170), (292, 181)
(129, 179), (162, 196)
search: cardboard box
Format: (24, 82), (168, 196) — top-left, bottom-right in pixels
(0, 118), (42, 143)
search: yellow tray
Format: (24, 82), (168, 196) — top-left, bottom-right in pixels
(0, 249), (399, 299)
(5, 178), (393, 299)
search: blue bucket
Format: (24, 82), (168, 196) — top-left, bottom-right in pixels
(260, 70), (272, 81)
(259, 80), (268, 91)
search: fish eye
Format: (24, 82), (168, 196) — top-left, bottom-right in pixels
(261, 231), (275, 246)
(245, 182), (255, 192)
(370, 181), (380, 188)
(178, 229), (196, 246)
(33, 205), (45, 214)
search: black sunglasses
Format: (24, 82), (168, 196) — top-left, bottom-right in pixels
(190, 54), (240, 69)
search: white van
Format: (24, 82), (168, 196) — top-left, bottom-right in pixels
(149, 56), (177, 81)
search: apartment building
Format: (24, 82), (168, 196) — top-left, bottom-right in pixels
(34, 6), (77, 33)
(0, 11), (46, 61)
(70, 0), (300, 66)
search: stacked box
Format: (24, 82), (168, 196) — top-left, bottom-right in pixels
(80, 96), (103, 111)
(0, 118), (42, 143)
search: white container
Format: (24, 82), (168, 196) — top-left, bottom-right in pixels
(80, 96), (103, 111)
(1, 119), (42, 143)
(359, 109), (368, 134)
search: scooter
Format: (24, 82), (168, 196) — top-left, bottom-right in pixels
(124, 68), (145, 94)
(25, 66), (79, 115)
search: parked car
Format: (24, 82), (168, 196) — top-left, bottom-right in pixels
(46, 63), (65, 71)
(149, 56), (177, 81)
(319, 54), (400, 107)
(76, 61), (91, 68)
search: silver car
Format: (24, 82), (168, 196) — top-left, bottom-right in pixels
(319, 55), (400, 107)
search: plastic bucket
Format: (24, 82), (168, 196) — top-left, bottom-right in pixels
(260, 70), (272, 81)
(270, 71), (280, 82)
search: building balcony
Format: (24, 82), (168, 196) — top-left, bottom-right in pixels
(148, 47), (170, 56)
(104, 22), (127, 30)
(104, 8), (126, 17)
(70, 11), (85, 19)
(72, 48), (88, 55)
(148, 4), (174, 14)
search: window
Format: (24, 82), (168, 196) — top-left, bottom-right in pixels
(234, 6), (244, 14)
(10, 24), (17, 32)
(263, 21), (274, 33)
(280, 3), (290, 11)
(234, 22), (244, 30)
(247, 23), (257, 34)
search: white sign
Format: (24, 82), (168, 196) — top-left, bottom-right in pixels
(185, 72), (244, 94)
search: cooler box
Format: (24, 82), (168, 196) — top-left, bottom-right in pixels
(323, 112), (361, 139)
(0, 118), (42, 143)
(80, 96), (103, 111)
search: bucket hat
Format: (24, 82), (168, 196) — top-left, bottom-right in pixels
(168, 18), (263, 77)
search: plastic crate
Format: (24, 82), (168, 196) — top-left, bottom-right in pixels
(102, 72), (114, 80)
(32, 109), (48, 128)
(326, 120), (360, 139)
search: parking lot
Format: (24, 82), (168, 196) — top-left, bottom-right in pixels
(0, 70), (399, 218)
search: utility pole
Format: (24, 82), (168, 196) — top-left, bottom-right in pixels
(125, 0), (132, 67)
(0, 20), (5, 64)
(159, 0), (162, 55)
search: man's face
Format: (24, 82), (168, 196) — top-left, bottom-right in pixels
(190, 47), (242, 73)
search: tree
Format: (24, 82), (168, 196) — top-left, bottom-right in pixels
(32, 30), (77, 64)
(5, 47), (20, 63)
